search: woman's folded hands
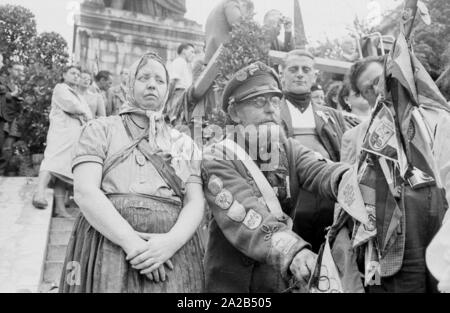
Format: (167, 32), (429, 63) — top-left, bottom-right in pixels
(126, 232), (182, 283)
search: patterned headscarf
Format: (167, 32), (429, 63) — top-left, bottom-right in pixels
(120, 52), (201, 183)
(120, 52), (172, 155)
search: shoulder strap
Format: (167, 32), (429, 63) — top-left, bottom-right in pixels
(218, 139), (286, 223)
(136, 142), (184, 199)
(122, 117), (184, 198)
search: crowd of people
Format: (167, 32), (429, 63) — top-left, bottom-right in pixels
(0, 57), (25, 176)
(1, 0), (449, 294)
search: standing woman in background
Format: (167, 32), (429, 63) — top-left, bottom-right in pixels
(59, 52), (205, 293)
(32, 66), (92, 216)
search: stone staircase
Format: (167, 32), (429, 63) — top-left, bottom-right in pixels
(39, 196), (79, 293)
(0, 178), (53, 293)
(39, 217), (76, 292)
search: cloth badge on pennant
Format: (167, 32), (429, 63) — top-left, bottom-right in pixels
(338, 164), (370, 225)
(362, 104), (399, 162)
(243, 209), (263, 230)
(227, 201), (247, 223)
(215, 189), (233, 210)
(208, 175), (223, 196)
(352, 205), (377, 248)
(309, 238), (344, 293)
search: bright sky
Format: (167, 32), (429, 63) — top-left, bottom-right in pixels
(0, 0), (402, 51)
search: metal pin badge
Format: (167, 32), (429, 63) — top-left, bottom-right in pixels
(135, 154), (146, 167)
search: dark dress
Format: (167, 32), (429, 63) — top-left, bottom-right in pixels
(59, 115), (204, 293)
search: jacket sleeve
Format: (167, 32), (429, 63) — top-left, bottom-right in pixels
(336, 109), (348, 133)
(202, 149), (311, 280)
(340, 130), (357, 165)
(291, 139), (350, 200)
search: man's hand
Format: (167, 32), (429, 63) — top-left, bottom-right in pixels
(290, 249), (317, 286)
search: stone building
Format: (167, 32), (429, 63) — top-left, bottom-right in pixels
(73, 0), (205, 76)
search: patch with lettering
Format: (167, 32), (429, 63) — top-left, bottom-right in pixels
(215, 189), (233, 210)
(227, 201), (247, 222)
(271, 232), (298, 255)
(243, 209), (263, 230)
(208, 175), (223, 196)
(369, 117), (395, 151)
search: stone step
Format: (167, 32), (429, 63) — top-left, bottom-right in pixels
(50, 218), (76, 232)
(47, 245), (68, 263)
(48, 230), (72, 245)
(0, 178), (54, 293)
(42, 261), (64, 285)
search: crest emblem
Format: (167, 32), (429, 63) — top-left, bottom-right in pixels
(135, 154), (146, 167)
(243, 209), (262, 230)
(369, 117), (395, 151)
(208, 175), (223, 196)
(235, 70), (248, 82)
(215, 189), (233, 210)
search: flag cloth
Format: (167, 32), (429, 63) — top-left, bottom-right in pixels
(309, 238), (344, 293)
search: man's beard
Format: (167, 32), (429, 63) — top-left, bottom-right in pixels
(240, 123), (284, 170)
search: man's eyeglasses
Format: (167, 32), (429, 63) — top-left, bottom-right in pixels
(243, 95), (282, 109)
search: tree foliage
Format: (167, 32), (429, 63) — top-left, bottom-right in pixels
(0, 4), (70, 155)
(18, 63), (64, 154)
(413, 0), (450, 79)
(34, 32), (70, 70)
(217, 15), (270, 90)
(0, 4), (37, 67)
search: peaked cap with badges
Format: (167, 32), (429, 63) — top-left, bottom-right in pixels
(222, 61), (283, 112)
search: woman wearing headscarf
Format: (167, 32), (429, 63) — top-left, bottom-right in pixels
(32, 66), (92, 217)
(59, 52), (205, 293)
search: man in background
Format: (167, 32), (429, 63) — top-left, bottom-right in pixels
(0, 60), (25, 175)
(263, 9), (293, 53)
(91, 70), (113, 116)
(279, 50), (346, 252)
(310, 84), (326, 106)
(107, 68), (129, 116)
(341, 56), (384, 164)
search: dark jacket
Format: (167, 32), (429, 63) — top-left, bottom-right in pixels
(279, 99), (347, 251)
(270, 31), (293, 53)
(201, 133), (348, 293)
(0, 77), (22, 123)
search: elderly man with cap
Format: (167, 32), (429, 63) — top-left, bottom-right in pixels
(201, 61), (350, 293)
(279, 50), (347, 253)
